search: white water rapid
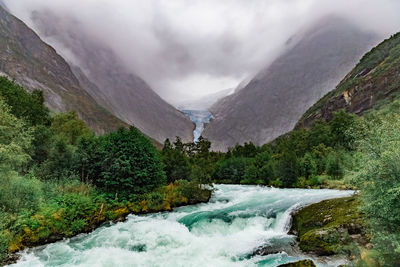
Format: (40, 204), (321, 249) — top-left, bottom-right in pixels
(10, 185), (353, 267)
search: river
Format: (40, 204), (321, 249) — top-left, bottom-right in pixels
(10, 185), (353, 267)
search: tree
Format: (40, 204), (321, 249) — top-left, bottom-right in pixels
(300, 152), (317, 179)
(88, 127), (166, 197)
(231, 142), (258, 158)
(0, 99), (42, 214)
(309, 120), (332, 148)
(51, 112), (91, 145)
(214, 157), (250, 183)
(278, 150), (298, 187)
(326, 152), (343, 179)
(162, 138), (173, 152)
(162, 149), (191, 183)
(311, 144), (333, 174)
(195, 136), (211, 158)
(242, 165), (259, 184)
(38, 136), (77, 181)
(244, 151), (275, 184)
(329, 110), (356, 149)
(0, 77), (50, 126)
(354, 113), (400, 265)
(173, 136), (184, 153)
(0, 99), (32, 172)
(287, 129), (310, 157)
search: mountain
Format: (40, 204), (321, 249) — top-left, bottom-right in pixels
(0, 5), (126, 134)
(203, 16), (380, 151)
(26, 10), (194, 143)
(296, 32), (400, 128)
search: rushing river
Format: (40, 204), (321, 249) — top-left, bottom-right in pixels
(10, 185), (353, 267)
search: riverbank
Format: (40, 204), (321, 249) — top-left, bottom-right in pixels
(6, 185), (354, 266)
(289, 196), (374, 266)
(1, 182), (212, 266)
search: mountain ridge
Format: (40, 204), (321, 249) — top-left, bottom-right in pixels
(296, 32), (400, 128)
(0, 5), (128, 134)
(203, 16), (380, 151)
(27, 10), (194, 143)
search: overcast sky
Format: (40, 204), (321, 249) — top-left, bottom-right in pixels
(4, 0), (400, 105)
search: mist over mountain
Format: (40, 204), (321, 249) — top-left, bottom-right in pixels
(203, 16), (380, 151)
(176, 88), (234, 110)
(26, 10), (195, 143)
(0, 5), (126, 134)
(5, 0), (400, 105)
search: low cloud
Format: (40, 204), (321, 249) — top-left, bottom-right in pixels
(4, 0), (400, 105)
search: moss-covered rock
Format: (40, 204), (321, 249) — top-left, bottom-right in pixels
(290, 196), (367, 257)
(278, 259), (316, 267)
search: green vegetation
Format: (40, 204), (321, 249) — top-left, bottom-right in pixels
(0, 78), (210, 264)
(352, 103), (400, 266)
(3, 29), (400, 266)
(288, 97), (400, 265)
(291, 197), (366, 257)
(298, 32), (400, 127)
(278, 259), (316, 267)
(162, 110), (356, 189)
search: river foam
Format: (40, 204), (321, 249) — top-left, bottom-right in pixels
(10, 185), (353, 267)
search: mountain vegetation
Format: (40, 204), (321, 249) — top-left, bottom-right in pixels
(163, 110), (355, 189)
(160, 32), (400, 266)
(204, 16), (378, 151)
(29, 9), (195, 143)
(0, 78), (210, 264)
(1, 3), (400, 265)
(0, 5), (127, 134)
(297, 32), (400, 128)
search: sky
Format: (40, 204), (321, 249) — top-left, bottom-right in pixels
(4, 0), (400, 105)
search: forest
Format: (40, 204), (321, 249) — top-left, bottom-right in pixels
(1, 75), (400, 265)
(0, 77), (210, 263)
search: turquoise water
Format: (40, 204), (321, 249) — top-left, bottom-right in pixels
(10, 185), (352, 267)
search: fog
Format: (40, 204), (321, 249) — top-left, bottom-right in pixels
(4, 0), (400, 105)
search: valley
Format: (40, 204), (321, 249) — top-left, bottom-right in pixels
(0, 1), (400, 266)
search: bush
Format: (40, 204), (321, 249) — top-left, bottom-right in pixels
(355, 113), (400, 265)
(80, 127), (166, 198)
(0, 77), (50, 126)
(0, 175), (43, 213)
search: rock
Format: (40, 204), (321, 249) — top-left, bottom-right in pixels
(278, 259), (316, 267)
(290, 196), (368, 257)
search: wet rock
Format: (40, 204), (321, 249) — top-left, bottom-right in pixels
(277, 259), (316, 267)
(290, 196), (369, 257)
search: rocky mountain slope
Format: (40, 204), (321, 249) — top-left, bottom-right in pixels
(0, 5), (126, 134)
(203, 16), (379, 151)
(296, 32), (400, 128)
(25, 10), (194, 143)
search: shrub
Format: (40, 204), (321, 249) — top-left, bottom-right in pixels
(81, 127), (166, 198)
(0, 175), (43, 213)
(355, 113), (400, 265)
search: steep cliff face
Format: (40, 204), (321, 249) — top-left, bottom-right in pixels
(26, 10), (194, 143)
(0, 5), (126, 134)
(297, 32), (400, 129)
(203, 16), (379, 151)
